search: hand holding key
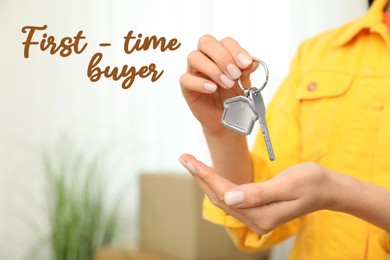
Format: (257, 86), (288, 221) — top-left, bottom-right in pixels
(179, 35), (256, 135)
(222, 58), (275, 161)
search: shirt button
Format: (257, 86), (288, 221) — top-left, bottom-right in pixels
(307, 82), (317, 91)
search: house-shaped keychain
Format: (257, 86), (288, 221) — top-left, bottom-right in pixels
(221, 96), (257, 135)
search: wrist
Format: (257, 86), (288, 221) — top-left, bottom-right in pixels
(324, 169), (362, 213)
(202, 124), (249, 149)
(202, 125), (252, 184)
(202, 125), (248, 152)
(201, 123), (231, 137)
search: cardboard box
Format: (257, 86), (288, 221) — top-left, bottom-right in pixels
(139, 173), (268, 260)
(95, 248), (172, 260)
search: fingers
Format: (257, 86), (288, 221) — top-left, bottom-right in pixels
(179, 73), (218, 94)
(219, 37), (253, 69)
(178, 154), (217, 200)
(198, 35), (245, 80)
(180, 35), (253, 94)
(178, 154), (259, 230)
(178, 154), (236, 204)
(224, 180), (287, 208)
(188, 50), (236, 89)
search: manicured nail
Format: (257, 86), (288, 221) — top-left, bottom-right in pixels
(203, 82), (217, 92)
(178, 156), (188, 169)
(237, 53), (252, 67)
(220, 74), (235, 88)
(225, 190), (244, 205)
(227, 64), (241, 79)
(186, 161), (198, 174)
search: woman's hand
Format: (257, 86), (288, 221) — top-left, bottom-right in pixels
(179, 35), (254, 135)
(179, 154), (390, 234)
(178, 154), (342, 235)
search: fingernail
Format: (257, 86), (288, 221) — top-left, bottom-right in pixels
(178, 156), (188, 169)
(203, 82), (217, 92)
(227, 64), (241, 79)
(186, 161), (198, 174)
(220, 74), (235, 88)
(225, 190), (244, 205)
(237, 53), (252, 67)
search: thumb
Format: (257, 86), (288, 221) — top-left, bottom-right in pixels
(224, 180), (282, 208)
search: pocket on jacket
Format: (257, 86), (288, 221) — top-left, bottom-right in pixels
(296, 70), (353, 161)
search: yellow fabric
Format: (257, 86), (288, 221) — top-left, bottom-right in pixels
(202, 0), (390, 258)
(379, 232), (390, 258)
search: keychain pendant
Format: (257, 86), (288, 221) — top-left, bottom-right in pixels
(221, 96), (257, 135)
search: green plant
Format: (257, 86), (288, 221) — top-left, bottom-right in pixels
(28, 140), (123, 260)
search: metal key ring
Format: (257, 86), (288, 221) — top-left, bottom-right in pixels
(238, 57), (269, 92)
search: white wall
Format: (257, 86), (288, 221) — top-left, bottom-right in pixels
(1, 0), (366, 259)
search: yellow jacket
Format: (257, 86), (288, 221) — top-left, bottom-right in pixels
(203, 0), (390, 258)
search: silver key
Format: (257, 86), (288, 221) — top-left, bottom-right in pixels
(221, 96), (257, 135)
(249, 88), (275, 161)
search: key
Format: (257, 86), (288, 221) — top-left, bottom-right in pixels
(220, 56), (274, 160)
(249, 88), (275, 161)
(222, 96), (257, 135)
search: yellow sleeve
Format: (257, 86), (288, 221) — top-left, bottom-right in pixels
(202, 44), (306, 251)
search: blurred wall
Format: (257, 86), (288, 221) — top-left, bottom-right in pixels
(1, 0), (366, 259)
